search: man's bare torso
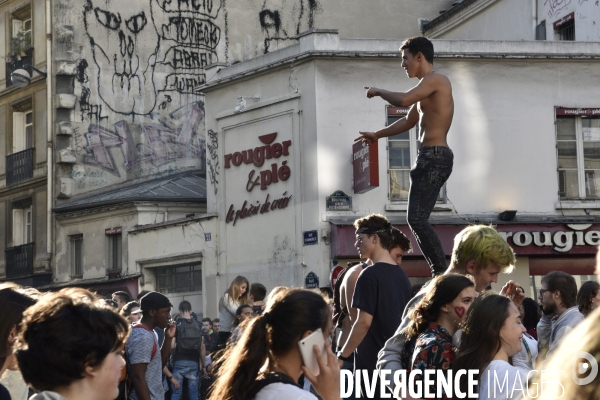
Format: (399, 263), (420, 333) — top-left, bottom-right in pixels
(416, 72), (454, 147)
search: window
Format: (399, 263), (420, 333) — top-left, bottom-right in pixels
(556, 113), (600, 199)
(156, 264), (202, 294)
(387, 107), (445, 202)
(107, 233), (122, 273)
(69, 234), (83, 278)
(11, 7), (32, 55)
(12, 110), (33, 153)
(535, 20), (546, 40)
(554, 13), (575, 41)
(11, 200), (32, 247)
(556, 21), (575, 41)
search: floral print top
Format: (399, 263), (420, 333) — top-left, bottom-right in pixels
(410, 321), (455, 400)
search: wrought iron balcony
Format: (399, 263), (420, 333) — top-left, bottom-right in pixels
(5, 242), (34, 278)
(6, 148), (34, 185)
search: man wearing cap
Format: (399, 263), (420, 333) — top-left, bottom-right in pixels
(126, 291), (176, 400)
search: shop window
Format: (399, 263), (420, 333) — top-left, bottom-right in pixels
(11, 200), (32, 247)
(387, 107), (445, 202)
(69, 234), (83, 278)
(156, 263), (202, 294)
(557, 115), (600, 199)
(107, 233), (122, 273)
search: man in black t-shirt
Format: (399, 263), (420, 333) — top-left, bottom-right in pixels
(337, 214), (412, 400)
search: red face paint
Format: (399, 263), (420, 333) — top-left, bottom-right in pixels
(454, 306), (466, 319)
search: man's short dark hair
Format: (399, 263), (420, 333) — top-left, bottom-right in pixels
(400, 36), (434, 64)
(16, 288), (129, 392)
(391, 228), (412, 252)
(179, 300), (192, 312)
(250, 283), (267, 302)
(542, 271), (578, 308)
(201, 317), (212, 326)
(212, 318), (220, 323)
(112, 291), (131, 304)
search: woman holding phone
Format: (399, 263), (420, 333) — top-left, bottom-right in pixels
(208, 288), (340, 400)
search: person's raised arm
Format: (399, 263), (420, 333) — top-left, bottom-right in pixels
(355, 105), (418, 144)
(364, 75), (437, 108)
(161, 323), (176, 367)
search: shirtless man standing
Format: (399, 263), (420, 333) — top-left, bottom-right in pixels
(357, 36), (454, 277)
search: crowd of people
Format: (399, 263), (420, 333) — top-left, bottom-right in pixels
(1, 215), (600, 400)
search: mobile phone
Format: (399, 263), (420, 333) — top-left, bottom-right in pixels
(298, 328), (327, 376)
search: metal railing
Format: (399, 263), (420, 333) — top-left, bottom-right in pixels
(5, 242), (34, 278)
(6, 148), (34, 185)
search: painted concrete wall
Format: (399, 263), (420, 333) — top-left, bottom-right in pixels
(51, 0), (462, 200)
(54, 203), (206, 284)
(430, 0), (535, 40)
(203, 36), (600, 292)
(128, 216), (218, 317)
(538, 0), (600, 41)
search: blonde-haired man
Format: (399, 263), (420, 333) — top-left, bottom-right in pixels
(376, 224), (517, 392)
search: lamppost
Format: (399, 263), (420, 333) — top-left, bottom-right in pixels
(10, 64), (48, 88)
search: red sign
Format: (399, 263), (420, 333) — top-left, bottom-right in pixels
(387, 107), (410, 116)
(553, 12), (574, 29)
(105, 226), (122, 235)
(353, 141), (379, 193)
(556, 108), (600, 116)
(330, 265), (344, 292)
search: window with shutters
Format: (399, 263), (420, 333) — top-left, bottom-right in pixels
(156, 264), (202, 294)
(10, 6), (32, 56)
(10, 200), (33, 247)
(107, 233), (122, 273)
(556, 112), (600, 199)
(69, 234), (84, 278)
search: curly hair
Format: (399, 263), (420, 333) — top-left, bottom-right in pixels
(353, 214), (395, 251)
(402, 274), (474, 342)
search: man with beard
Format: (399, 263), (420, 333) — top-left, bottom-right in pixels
(537, 271), (584, 361)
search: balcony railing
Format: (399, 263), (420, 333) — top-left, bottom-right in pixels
(6, 47), (33, 88)
(6, 242), (35, 278)
(6, 148), (34, 185)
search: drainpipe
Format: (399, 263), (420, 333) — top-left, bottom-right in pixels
(45, 0), (53, 271)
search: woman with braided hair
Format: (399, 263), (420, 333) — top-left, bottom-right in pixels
(208, 288), (340, 400)
(401, 274), (477, 399)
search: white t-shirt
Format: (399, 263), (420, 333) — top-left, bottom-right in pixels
(479, 360), (528, 400)
(255, 383), (318, 400)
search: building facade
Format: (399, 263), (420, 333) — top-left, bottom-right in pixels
(0, 0), (51, 287)
(197, 32), (600, 316)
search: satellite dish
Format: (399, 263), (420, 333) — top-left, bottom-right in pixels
(11, 69), (31, 88)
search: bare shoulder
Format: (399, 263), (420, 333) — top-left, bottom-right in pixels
(428, 71), (452, 89)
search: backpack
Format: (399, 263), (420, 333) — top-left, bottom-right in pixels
(246, 372), (299, 399)
(176, 317), (204, 355)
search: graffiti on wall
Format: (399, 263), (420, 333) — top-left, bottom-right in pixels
(258, 0), (321, 53)
(206, 129), (220, 195)
(77, 102), (206, 177)
(81, 0), (225, 118)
